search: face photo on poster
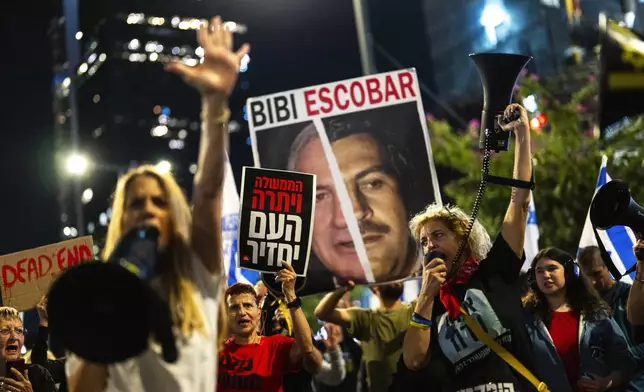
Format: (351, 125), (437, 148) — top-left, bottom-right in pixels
(248, 69), (442, 295)
(237, 166), (316, 277)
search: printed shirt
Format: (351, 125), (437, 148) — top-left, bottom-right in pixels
(390, 233), (538, 392)
(218, 334), (297, 392)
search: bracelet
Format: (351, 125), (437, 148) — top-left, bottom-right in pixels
(409, 320), (431, 330)
(412, 313), (433, 327)
(203, 108), (231, 125)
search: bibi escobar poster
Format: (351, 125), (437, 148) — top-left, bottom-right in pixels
(247, 69), (442, 295)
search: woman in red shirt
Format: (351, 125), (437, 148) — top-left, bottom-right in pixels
(523, 247), (632, 392)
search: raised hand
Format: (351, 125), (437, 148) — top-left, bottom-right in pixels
(323, 324), (342, 350)
(166, 16), (250, 100)
(275, 262), (297, 302)
(36, 295), (48, 327)
(499, 103), (529, 136)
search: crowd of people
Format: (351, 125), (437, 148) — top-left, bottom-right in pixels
(1, 15), (643, 392)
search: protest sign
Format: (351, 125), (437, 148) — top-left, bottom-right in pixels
(238, 167), (315, 277)
(0, 236), (94, 311)
(248, 69), (442, 295)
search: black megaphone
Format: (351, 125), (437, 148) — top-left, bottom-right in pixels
(470, 53), (532, 152)
(47, 226), (178, 364)
(590, 179), (644, 237)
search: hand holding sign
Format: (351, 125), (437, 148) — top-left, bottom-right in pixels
(275, 263), (297, 302)
(166, 15), (250, 100)
(36, 296), (48, 327)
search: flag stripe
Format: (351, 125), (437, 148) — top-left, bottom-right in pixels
(577, 155), (636, 282)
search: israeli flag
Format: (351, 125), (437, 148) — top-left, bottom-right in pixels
(522, 191), (540, 272)
(577, 155), (637, 282)
(222, 159), (260, 287)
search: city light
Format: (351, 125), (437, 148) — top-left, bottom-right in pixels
(81, 188), (94, 204)
(128, 39), (140, 51)
(151, 125), (169, 137)
(240, 54), (250, 73)
(63, 226), (78, 237)
(189, 164), (198, 174)
(480, 4), (510, 45)
(178, 129), (188, 139)
(78, 63), (88, 75)
(522, 95), (538, 113)
(169, 139), (185, 150)
(65, 154), (90, 176)
(156, 160), (172, 174)
(99, 212), (108, 226)
(75, 31), (83, 40)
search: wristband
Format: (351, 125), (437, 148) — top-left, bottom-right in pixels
(286, 297), (302, 309)
(409, 320), (430, 330)
(412, 312), (433, 327)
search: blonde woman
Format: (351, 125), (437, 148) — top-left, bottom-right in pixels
(391, 104), (541, 392)
(65, 16), (249, 392)
(0, 307), (56, 392)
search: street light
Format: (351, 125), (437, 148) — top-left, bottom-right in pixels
(65, 153), (90, 176)
(156, 160), (172, 174)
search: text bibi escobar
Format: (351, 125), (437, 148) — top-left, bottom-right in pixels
(1, 244), (93, 289)
(249, 71), (417, 127)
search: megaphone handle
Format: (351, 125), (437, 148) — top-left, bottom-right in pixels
(147, 290), (179, 363)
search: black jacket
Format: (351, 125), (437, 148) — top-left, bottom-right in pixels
(31, 326), (67, 392)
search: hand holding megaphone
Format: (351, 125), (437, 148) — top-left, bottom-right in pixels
(498, 104), (529, 136)
(420, 251), (448, 299)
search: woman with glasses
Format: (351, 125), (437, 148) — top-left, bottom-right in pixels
(0, 307), (56, 392)
(65, 15), (249, 392)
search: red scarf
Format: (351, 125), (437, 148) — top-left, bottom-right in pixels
(439, 256), (481, 320)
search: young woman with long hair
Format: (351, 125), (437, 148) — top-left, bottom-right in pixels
(66, 16), (249, 392)
(523, 247), (632, 392)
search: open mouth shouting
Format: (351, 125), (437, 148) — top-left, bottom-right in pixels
(237, 318), (252, 329)
(4, 342), (20, 359)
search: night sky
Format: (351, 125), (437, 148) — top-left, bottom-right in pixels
(2, 1), (365, 256)
(4, 4), (61, 255)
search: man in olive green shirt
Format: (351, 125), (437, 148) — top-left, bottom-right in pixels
(315, 282), (415, 392)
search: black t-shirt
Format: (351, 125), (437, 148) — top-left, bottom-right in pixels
(313, 328), (363, 392)
(390, 233), (538, 392)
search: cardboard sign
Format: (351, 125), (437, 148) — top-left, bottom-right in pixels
(0, 237), (94, 311)
(238, 167), (315, 277)
(247, 69), (442, 295)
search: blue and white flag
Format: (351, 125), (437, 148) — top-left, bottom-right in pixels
(522, 191), (540, 272)
(577, 155), (637, 282)
(222, 159), (260, 287)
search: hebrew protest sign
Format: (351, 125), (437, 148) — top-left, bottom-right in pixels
(238, 167), (315, 277)
(0, 236), (94, 311)
(247, 69), (442, 295)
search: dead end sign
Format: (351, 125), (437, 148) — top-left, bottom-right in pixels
(0, 236), (94, 311)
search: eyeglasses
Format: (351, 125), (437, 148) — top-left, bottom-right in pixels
(0, 328), (25, 336)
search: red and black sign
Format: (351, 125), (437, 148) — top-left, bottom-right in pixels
(238, 167), (315, 276)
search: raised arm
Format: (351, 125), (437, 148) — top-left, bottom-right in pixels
(314, 283), (355, 327)
(499, 104), (533, 258)
(314, 324), (347, 386)
(166, 16), (250, 274)
(628, 243), (644, 325)
(276, 263), (316, 366)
